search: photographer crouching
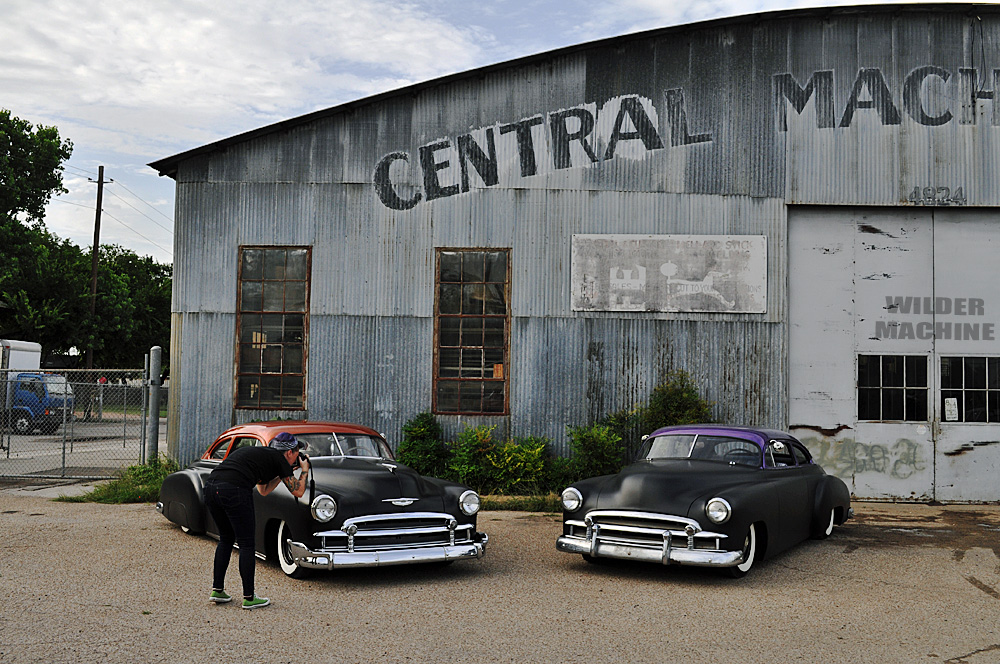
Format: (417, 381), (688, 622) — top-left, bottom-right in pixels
(203, 431), (310, 609)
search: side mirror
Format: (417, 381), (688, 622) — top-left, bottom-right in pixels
(640, 434), (649, 442)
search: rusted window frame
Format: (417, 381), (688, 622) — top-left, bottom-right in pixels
(234, 245), (311, 410)
(433, 247), (511, 415)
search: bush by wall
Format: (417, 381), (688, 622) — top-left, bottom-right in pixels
(447, 424), (501, 492)
(603, 369), (714, 460)
(395, 371), (712, 498)
(485, 436), (549, 495)
(565, 423), (626, 478)
(395, 411), (450, 478)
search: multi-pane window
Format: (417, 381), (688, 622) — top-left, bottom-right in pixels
(857, 355), (928, 421)
(236, 247), (310, 409)
(940, 357), (1000, 422)
(434, 249), (510, 414)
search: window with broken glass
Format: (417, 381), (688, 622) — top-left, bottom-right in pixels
(857, 355), (928, 421)
(940, 356), (1000, 422)
(236, 247), (310, 409)
(434, 249), (509, 414)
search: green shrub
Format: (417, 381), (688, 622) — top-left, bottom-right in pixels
(603, 369), (714, 460)
(447, 424), (500, 490)
(542, 455), (578, 493)
(644, 369), (714, 430)
(57, 455), (179, 504)
(483, 436), (549, 495)
(566, 423), (625, 478)
(395, 412), (450, 477)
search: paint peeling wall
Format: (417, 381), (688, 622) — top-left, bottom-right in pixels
(789, 205), (1000, 502)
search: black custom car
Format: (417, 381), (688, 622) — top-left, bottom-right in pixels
(157, 421), (488, 577)
(556, 425), (852, 577)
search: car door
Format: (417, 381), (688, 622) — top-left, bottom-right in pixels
(764, 439), (812, 552)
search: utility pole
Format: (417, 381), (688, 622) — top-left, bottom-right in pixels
(86, 165), (105, 370)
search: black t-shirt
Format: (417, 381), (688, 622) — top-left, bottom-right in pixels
(209, 446), (293, 489)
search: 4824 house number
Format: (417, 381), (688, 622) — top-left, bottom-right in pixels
(908, 186), (967, 206)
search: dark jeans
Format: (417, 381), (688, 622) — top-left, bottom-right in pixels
(204, 478), (257, 598)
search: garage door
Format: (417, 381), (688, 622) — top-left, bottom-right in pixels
(789, 207), (1000, 502)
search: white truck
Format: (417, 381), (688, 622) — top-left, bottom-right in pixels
(1, 340), (74, 434)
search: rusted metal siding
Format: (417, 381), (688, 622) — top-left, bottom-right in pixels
(163, 6), (1000, 486)
(780, 11), (1000, 206)
(511, 317), (785, 455)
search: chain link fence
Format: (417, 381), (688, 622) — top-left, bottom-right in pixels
(0, 369), (163, 480)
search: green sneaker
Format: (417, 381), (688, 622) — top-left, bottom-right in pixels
(209, 590), (232, 604)
(242, 595), (270, 610)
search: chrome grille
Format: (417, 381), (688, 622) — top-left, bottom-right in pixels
(566, 510), (726, 551)
(316, 512), (474, 553)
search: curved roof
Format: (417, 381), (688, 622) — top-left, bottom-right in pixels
(148, 3), (989, 178)
(648, 424), (796, 443)
(215, 420), (382, 442)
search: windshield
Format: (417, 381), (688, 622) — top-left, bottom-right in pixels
(42, 375), (73, 396)
(643, 433), (761, 467)
(292, 433), (394, 460)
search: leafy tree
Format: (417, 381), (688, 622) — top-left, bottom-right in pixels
(0, 220), (84, 352)
(91, 246), (172, 367)
(0, 110), (170, 367)
(0, 230), (171, 367)
(0, 109), (73, 223)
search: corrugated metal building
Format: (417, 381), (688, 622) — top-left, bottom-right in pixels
(151, 4), (1000, 502)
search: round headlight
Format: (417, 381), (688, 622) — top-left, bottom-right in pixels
(706, 497), (732, 524)
(310, 494), (338, 522)
(459, 490), (481, 516)
(561, 487), (583, 513)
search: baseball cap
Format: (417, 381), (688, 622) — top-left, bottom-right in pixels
(271, 432), (304, 451)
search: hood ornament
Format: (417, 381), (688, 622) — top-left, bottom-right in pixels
(384, 497), (417, 506)
(380, 462), (397, 473)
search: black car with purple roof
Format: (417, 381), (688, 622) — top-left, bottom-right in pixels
(556, 424), (852, 577)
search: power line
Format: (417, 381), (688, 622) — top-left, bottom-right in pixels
(113, 180), (174, 225)
(105, 188), (174, 236)
(64, 164), (98, 178)
(51, 198), (171, 257)
(48, 166), (174, 259)
(51, 198), (93, 210)
(99, 209), (173, 258)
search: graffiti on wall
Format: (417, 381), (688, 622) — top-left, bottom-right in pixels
(797, 434), (926, 480)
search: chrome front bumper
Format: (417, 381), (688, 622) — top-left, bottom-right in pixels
(288, 511), (489, 569)
(556, 509), (744, 567)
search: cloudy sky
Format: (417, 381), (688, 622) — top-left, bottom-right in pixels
(5, 0), (972, 264)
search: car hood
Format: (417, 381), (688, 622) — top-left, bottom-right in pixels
(588, 459), (759, 516)
(308, 457), (445, 511)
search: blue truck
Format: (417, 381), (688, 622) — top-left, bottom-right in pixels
(1, 340), (75, 435)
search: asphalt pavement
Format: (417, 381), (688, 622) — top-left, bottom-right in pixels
(0, 483), (998, 664)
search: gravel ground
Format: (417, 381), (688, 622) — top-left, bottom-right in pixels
(1, 483), (999, 663)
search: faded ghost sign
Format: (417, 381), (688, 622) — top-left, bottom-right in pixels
(372, 66), (1000, 210)
(571, 235), (767, 313)
(373, 92), (710, 210)
(875, 296), (996, 341)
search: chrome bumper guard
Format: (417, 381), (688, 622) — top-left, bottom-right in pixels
(556, 509), (743, 567)
(288, 511), (488, 569)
